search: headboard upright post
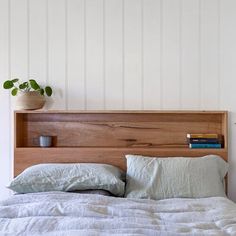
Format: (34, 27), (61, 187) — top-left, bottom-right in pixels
(14, 110), (228, 176)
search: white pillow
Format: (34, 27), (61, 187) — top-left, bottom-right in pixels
(8, 163), (125, 196)
(125, 155), (228, 200)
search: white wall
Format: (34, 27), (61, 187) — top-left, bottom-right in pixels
(0, 0), (236, 201)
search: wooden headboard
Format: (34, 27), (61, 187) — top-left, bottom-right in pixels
(14, 110), (228, 177)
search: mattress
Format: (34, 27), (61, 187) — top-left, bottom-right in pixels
(0, 191), (236, 236)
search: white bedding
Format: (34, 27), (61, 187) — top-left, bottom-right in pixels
(0, 192), (236, 236)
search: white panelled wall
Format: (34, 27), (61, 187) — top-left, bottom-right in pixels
(0, 0), (236, 200)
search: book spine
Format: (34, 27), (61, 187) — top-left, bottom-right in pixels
(188, 138), (220, 144)
(187, 134), (220, 139)
(189, 143), (222, 149)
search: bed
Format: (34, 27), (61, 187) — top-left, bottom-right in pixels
(1, 192), (236, 235)
(0, 110), (235, 236)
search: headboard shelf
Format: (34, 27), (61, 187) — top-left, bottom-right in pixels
(15, 147), (228, 176)
(14, 110), (228, 176)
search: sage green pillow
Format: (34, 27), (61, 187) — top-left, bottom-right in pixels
(8, 163), (125, 196)
(125, 155), (228, 200)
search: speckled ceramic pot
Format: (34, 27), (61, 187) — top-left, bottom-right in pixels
(16, 91), (46, 110)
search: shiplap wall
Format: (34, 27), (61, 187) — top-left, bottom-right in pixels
(1, 0), (236, 201)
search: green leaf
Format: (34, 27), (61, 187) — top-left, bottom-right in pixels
(3, 80), (14, 89)
(39, 88), (44, 96)
(45, 86), (52, 96)
(11, 78), (19, 83)
(19, 82), (28, 90)
(29, 79), (40, 90)
(24, 82), (29, 88)
(11, 88), (18, 96)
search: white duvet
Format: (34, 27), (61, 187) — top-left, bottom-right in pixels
(0, 192), (236, 236)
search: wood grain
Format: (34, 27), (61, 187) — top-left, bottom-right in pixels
(22, 121), (222, 147)
(14, 110), (228, 176)
(14, 147), (228, 176)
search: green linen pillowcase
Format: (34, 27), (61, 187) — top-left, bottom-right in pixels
(8, 163), (125, 196)
(125, 155), (228, 200)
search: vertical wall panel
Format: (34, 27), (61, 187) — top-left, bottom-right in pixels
(10, 0), (28, 185)
(2, 0), (236, 202)
(86, 0), (104, 109)
(220, 0), (236, 200)
(162, 0), (181, 109)
(200, 0), (219, 109)
(143, 0), (161, 109)
(48, 0), (66, 109)
(0, 0), (11, 200)
(29, 0), (47, 85)
(104, 0), (123, 109)
(10, 0), (28, 81)
(181, 0), (200, 109)
(124, 0), (142, 109)
(67, 0), (85, 109)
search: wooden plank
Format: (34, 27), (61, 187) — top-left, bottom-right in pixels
(222, 112), (228, 149)
(22, 120), (222, 147)
(26, 118), (221, 144)
(162, 0), (180, 109)
(86, 0), (104, 109)
(21, 112), (224, 122)
(124, 0), (142, 109)
(14, 110), (228, 114)
(67, 0), (85, 109)
(104, 0), (123, 109)
(181, 0), (200, 109)
(15, 113), (25, 148)
(14, 147), (228, 176)
(143, 0), (161, 109)
(48, 0), (66, 109)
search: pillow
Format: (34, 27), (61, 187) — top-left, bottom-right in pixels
(125, 154), (228, 200)
(8, 163), (125, 196)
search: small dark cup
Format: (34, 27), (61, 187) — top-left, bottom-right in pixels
(39, 135), (52, 148)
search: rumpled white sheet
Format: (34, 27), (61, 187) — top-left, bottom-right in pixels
(0, 191), (236, 236)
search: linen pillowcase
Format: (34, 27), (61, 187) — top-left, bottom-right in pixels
(8, 163), (125, 196)
(125, 154), (228, 200)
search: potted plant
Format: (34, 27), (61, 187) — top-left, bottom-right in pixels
(3, 79), (52, 110)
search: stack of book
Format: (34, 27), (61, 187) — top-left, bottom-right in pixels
(187, 133), (222, 149)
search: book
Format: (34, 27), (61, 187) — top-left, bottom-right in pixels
(186, 133), (221, 139)
(189, 143), (221, 149)
(187, 138), (221, 144)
